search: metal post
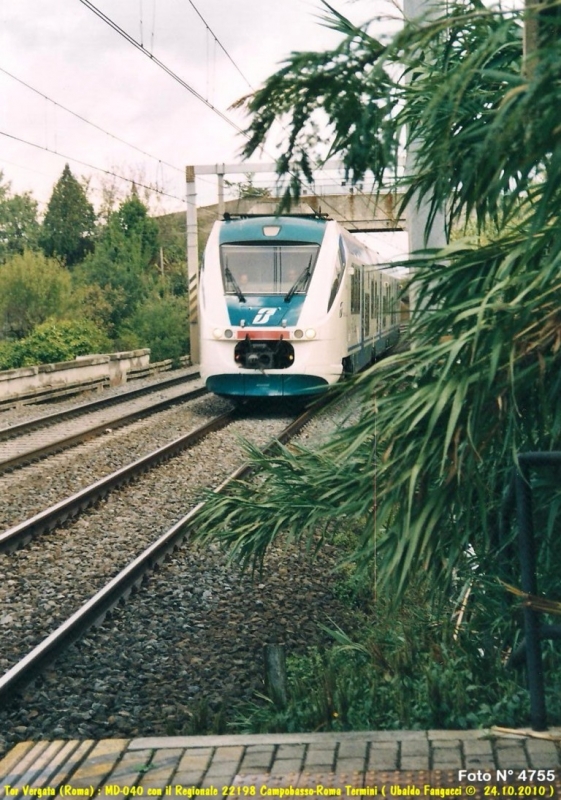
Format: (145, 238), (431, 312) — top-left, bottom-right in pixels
(515, 464), (547, 730)
(186, 165), (200, 364)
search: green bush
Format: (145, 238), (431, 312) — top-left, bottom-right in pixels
(0, 250), (73, 339)
(1, 319), (111, 369)
(0, 340), (18, 371)
(118, 295), (189, 363)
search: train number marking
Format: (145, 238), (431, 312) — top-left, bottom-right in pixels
(252, 308), (277, 324)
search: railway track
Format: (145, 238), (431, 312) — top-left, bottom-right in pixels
(0, 409), (236, 554)
(0, 400), (325, 704)
(0, 367), (199, 434)
(0, 370), (204, 474)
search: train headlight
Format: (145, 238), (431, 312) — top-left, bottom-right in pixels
(294, 329), (304, 339)
(224, 329), (234, 339)
(305, 328), (317, 339)
(213, 328), (224, 339)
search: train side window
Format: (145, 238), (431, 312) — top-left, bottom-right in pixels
(327, 237), (347, 311)
(351, 267), (361, 314)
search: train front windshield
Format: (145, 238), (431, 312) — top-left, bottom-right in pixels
(220, 243), (320, 297)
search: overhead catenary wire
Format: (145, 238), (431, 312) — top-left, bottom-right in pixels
(0, 129), (186, 204)
(185, 0), (254, 90)
(74, 0), (377, 226)
(78, 0), (248, 138)
(78, 0), (357, 213)
(0, 65), (183, 175)
(0, 63), (219, 192)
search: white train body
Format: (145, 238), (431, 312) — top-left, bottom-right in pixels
(199, 215), (400, 398)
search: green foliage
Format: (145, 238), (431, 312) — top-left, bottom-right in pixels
(116, 191), (159, 265)
(67, 283), (117, 339)
(0, 250), (72, 339)
(236, 646), (528, 734)
(232, 565), (561, 734)
(154, 214), (189, 297)
(0, 318), (111, 369)
(0, 340), (17, 371)
(0, 173), (40, 262)
(40, 164), (96, 267)
(118, 294), (189, 362)
(75, 194), (161, 329)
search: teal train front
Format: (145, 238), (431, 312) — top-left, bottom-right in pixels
(199, 214), (400, 398)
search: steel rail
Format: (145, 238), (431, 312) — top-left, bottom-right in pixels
(0, 370), (200, 443)
(0, 399), (326, 701)
(0, 384), (208, 474)
(0, 409), (235, 554)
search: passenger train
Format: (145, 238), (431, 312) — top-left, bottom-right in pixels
(199, 214), (400, 398)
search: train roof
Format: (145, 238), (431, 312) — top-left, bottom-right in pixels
(219, 214), (327, 245)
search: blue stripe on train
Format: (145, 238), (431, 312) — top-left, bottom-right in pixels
(206, 373), (328, 397)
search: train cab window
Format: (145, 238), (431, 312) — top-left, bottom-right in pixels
(220, 243), (320, 298)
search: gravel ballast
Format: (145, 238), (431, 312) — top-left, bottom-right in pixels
(0, 396), (361, 756)
(0, 392), (231, 531)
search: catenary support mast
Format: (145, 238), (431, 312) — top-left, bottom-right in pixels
(403, 0), (447, 316)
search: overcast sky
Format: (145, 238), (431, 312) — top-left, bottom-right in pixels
(0, 0), (408, 259)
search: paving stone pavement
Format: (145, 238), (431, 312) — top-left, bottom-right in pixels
(1, 731), (560, 800)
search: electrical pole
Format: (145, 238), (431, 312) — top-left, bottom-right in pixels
(403, 0), (447, 316)
(186, 166), (199, 364)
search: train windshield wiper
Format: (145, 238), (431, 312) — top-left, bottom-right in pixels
(224, 267), (246, 302)
(284, 259), (312, 303)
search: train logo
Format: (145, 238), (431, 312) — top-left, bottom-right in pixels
(252, 308), (278, 325)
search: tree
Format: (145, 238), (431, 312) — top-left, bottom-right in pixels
(116, 190), (159, 265)
(0, 250), (73, 339)
(0, 172), (40, 261)
(40, 164), (96, 266)
(194, 0), (561, 601)
(75, 193), (160, 331)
